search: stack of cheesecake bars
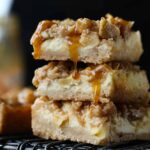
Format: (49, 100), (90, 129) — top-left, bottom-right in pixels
(30, 14), (150, 145)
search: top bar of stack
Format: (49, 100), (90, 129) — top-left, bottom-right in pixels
(30, 14), (143, 64)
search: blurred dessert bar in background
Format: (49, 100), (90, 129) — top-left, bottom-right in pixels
(0, 88), (36, 135)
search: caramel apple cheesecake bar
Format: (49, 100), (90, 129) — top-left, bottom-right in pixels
(30, 14), (143, 64)
(33, 61), (149, 103)
(32, 97), (150, 145)
(30, 13), (150, 146)
(0, 88), (36, 134)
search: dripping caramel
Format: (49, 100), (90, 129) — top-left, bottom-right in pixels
(92, 73), (101, 103)
(90, 64), (111, 103)
(68, 33), (80, 79)
(31, 20), (54, 59)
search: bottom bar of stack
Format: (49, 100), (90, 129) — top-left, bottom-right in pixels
(32, 97), (150, 145)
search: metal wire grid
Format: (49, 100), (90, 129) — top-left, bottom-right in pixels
(0, 135), (150, 150)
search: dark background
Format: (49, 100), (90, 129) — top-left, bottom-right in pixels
(12, 0), (150, 86)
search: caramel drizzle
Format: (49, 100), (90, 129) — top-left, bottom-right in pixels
(31, 20), (54, 59)
(92, 73), (102, 103)
(69, 34), (80, 79)
(90, 65), (111, 103)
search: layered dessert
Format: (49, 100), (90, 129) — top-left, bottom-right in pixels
(33, 62), (149, 103)
(31, 14), (150, 145)
(32, 97), (150, 145)
(31, 14), (143, 64)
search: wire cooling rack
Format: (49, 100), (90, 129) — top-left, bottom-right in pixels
(0, 135), (150, 150)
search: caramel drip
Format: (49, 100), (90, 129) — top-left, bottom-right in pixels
(31, 20), (54, 59)
(90, 64), (111, 103)
(69, 35), (80, 79)
(92, 72), (102, 103)
(32, 36), (43, 59)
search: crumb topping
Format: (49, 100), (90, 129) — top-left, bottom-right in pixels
(31, 14), (133, 42)
(30, 14), (134, 60)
